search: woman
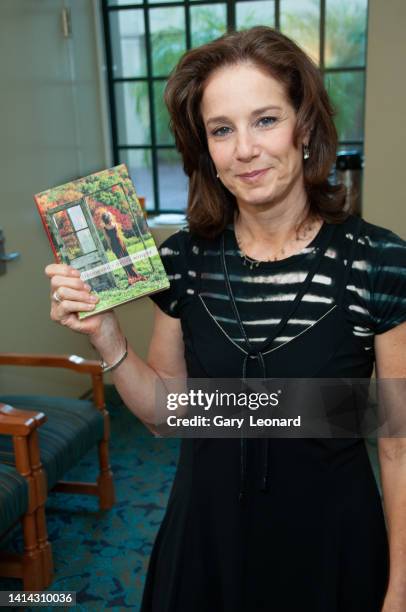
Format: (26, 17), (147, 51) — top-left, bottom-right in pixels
(46, 27), (406, 612)
(100, 211), (146, 285)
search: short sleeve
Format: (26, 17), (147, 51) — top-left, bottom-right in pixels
(149, 229), (189, 318)
(370, 228), (406, 334)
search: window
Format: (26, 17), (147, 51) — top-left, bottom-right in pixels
(102, 0), (368, 212)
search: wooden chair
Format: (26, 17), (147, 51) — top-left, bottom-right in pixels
(0, 403), (51, 590)
(0, 353), (115, 589)
(0, 353), (115, 508)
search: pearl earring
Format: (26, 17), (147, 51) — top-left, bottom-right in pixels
(303, 144), (310, 160)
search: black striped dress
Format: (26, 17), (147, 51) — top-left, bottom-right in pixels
(143, 215), (406, 612)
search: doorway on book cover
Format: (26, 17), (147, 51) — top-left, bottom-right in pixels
(48, 199), (116, 292)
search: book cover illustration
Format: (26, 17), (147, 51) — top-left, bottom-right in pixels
(35, 164), (169, 319)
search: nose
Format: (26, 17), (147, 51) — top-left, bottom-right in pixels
(235, 129), (259, 161)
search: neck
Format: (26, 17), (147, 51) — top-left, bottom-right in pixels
(233, 189), (322, 262)
(235, 190), (311, 243)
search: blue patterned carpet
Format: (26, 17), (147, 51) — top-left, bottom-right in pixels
(0, 386), (179, 611)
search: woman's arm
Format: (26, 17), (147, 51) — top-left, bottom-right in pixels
(90, 305), (187, 431)
(375, 321), (406, 611)
(46, 263), (187, 431)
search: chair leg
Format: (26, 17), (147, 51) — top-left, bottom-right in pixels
(35, 505), (53, 587)
(28, 430), (54, 586)
(97, 438), (115, 510)
(21, 513), (43, 591)
(93, 377), (115, 510)
(97, 410), (115, 510)
(13, 433), (44, 590)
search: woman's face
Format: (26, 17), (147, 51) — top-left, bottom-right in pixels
(201, 62), (307, 210)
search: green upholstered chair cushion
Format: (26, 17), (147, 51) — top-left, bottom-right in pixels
(0, 396), (105, 490)
(0, 462), (28, 535)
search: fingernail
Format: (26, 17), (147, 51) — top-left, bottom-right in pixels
(90, 295), (98, 302)
(85, 284), (91, 291)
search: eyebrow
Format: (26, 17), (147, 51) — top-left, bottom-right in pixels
(205, 105), (283, 126)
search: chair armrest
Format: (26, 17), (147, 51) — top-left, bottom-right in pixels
(0, 403), (48, 513)
(0, 353), (106, 411)
(0, 352), (101, 375)
(0, 403), (46, 436)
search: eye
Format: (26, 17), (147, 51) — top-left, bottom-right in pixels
(211, 126), (232, 137)
(256, 116), (278, 127)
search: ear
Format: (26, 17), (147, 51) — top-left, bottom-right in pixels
(302, 125), (313, 147)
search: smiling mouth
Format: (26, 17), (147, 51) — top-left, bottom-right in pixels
(237, 168), (269, 180)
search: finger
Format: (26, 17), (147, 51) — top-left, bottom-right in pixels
(50, 276), (93, 295)
(57, 312), (93, 333)
(51, 286), (99, 304)
(45, 263), (81, 278)
(51, 299), (97, 317)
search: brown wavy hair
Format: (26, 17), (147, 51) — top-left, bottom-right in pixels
(164, 26), (347, 238)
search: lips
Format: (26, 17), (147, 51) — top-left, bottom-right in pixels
(237, 168), (269, 181)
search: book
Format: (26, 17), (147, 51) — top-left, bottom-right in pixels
(34, 163), (170, 319)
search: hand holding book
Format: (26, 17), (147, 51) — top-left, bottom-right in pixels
(45, 261), (130, 369)
(45, 262), (106, 333)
